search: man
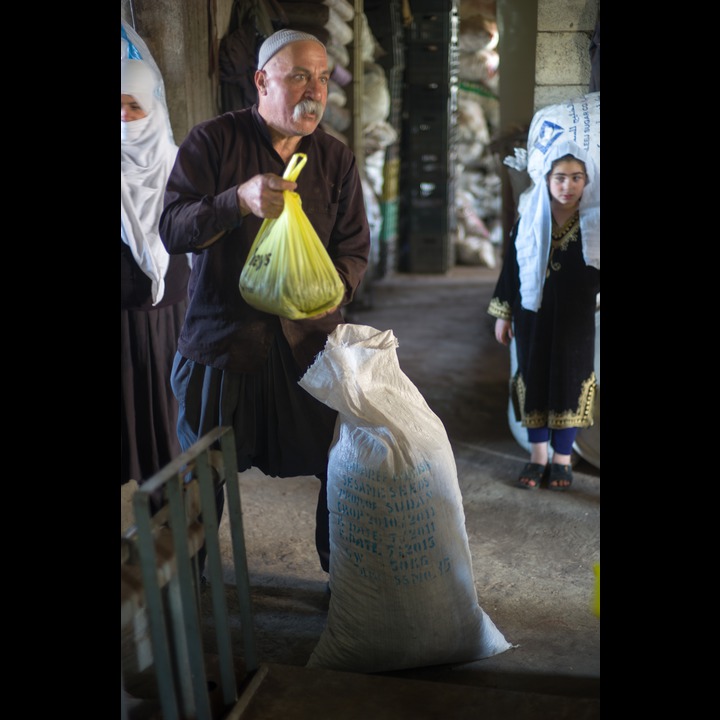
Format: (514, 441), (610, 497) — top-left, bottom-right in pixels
(160, 29), (370, 576)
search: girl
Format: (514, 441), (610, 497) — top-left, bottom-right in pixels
(488, 150), (600, 490)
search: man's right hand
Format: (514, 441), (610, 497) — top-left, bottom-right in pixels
(237, 173), (297, 219)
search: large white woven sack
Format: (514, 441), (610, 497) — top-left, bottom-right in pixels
(520, 91), (600, 269)
(524, 91), (600, 189)
(299, 323), (512, 673)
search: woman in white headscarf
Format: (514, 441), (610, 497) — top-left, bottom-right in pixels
(121, 57), (190, 486)
(488, 136), (600, 492)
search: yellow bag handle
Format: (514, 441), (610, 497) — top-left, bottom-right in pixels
(283, 153), (307, 182)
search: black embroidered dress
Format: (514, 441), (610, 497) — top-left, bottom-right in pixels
(488, 212), (600, 429)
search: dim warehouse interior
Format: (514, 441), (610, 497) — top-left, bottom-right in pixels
(121, 0), (600, 718)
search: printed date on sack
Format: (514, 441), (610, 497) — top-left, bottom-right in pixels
(386, 535), (437, 555)
(391, 556), (452, 586)
(337, 519), (381, 555)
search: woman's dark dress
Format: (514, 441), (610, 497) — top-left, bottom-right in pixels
(488, 213), (600, 429)
(121, 241), (190, 484)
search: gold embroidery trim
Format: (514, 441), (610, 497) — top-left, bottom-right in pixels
(513, 371), (596, 429)
(488, 297), (512, 320)
(547, 211), (580, 277)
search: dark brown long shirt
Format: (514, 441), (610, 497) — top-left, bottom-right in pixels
(160, 105), (370, 374)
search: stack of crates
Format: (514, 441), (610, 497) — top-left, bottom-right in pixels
(398, 0), (459, 273)
(364, 0), (405, 277)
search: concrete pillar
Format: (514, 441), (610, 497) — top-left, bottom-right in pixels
(121, 0), (232, 142)
(534, 0), (598, 109)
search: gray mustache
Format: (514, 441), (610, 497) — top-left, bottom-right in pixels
(294, 99), (324, 120)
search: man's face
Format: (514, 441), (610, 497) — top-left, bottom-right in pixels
(257, 40), (329, 138)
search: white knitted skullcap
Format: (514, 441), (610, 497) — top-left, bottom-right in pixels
(257, 29), (326, 70)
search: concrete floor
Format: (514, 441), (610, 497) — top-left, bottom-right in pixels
(122, 264), (600, 718)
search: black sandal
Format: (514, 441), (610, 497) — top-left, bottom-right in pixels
(517, 462), (546, 490)
(547, 463), (573, 491)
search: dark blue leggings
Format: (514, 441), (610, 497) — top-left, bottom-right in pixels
(527, 427), (578, 456)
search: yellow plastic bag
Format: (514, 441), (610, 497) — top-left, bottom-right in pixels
(239, 153), (345, 319)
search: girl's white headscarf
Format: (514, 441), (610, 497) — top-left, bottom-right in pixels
(120, 58), (179, 305)
(514, 94), (600, 312)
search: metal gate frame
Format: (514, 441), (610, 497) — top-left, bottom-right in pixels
(121, 426), (258, 720)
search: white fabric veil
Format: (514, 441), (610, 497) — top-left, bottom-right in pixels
(120, 22), (184, 306)
(515, 93), (600, 312)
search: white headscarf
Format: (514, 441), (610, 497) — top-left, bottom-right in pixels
(515, 94), (600, 312)
(121, 58), (178, 305)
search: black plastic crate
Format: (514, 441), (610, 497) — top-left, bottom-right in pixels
(402, 164), (451, 184)
(403, 102), (449, 121)
(408, 233), (455, 273)
(402, 82), (454, 114)
(408, 13), (451, 43)
(405, 44), (451, 84)
(408, 181), (452, 204)
(402, 176), (456, 214)
(403, 204), (450, 232)
(403, 117), (451, 153)
(404, 138), (449, 159)
(405, 155), (451, 176)
(397, 193), (455, 273)
(407, 1), (459, 44)
(405, 0), (457, 10)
